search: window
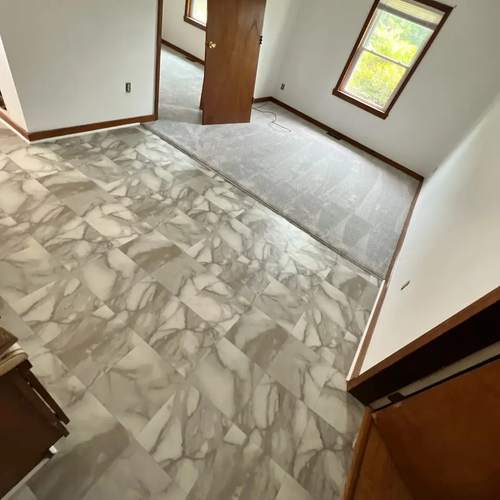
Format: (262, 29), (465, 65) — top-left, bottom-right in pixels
(184, 0), (207, 31)
(333, 0), (452, 119)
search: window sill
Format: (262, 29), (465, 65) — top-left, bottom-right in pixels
(184, 15), (206, 31)
(332, 89), (389, 120)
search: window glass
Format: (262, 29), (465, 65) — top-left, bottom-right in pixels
(190, 0), (207, 25)
(335, 0), (451, 115)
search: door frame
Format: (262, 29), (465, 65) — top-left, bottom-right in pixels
(349, 287), (500, 405)
(154, 0), (163, 120)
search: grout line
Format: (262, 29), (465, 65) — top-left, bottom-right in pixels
(143, 124), (383, 281)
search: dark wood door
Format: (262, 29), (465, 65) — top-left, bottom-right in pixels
(374, 357), (500, 500)
(201, 0), (266, 125)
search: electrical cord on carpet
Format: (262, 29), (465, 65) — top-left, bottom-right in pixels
(252, 102), (291, 133)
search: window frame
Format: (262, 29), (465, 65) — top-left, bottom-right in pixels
(184, 0), (207, 31)
(332, 0), (453, 119)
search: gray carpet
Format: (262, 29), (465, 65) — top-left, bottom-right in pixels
(145, 46), (420, 278)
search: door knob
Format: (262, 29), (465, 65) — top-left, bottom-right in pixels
(208, 41), (217, 49)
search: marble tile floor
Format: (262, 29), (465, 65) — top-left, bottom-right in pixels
(0, 123), (381, 500)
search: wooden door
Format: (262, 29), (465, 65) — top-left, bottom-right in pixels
(374, 357), (500, 500)
(201, 0), (266, 125)
(344, 410), (414, 500)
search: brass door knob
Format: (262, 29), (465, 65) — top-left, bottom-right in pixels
(208, 41), (217, 49)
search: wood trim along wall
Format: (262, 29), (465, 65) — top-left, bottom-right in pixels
(3, 0), (161, 142)
(0, 109), (29, 140)
(332, 0), (382, 119)
(184, 0), (207, 31)
(258, 96), (423, 181)
(342, 408), (374, 500)
(154, 0), (164, 120)
(161, 39), (205, 66)
(349, 287), (500, 405)
(348, 180), (422, 381)
(27, 115), (155, 142)
(332, 0), (454, 119)
(0, 107), (155, 143)
(253, 97), (272, 104)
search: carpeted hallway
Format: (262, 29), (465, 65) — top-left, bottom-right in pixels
(146, 46), (420, 279)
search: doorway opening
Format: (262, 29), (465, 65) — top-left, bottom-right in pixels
(155, 0), (267, 126)
(150, 0), (420, 280)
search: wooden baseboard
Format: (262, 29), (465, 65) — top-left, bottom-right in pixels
(0, 109), (29, 140)
(346, 180), (422, 384)
(28, 115), (155, 142)
(263, 96), (423, 182)
(0, 110), (155, 142)
(253, 96), (272, 104)
(161, 39), (205, 66)
(252, 96), (424, 387)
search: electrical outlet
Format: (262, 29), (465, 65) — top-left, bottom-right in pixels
(125, 82), (132, 93)
(280, 83), (285, 90)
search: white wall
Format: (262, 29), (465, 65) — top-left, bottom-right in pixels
(162, 0), (206, 61)
(0, 36), (27, 129)
(273, 0), (500, 177)
(360, 94), (500, 374)
(254, 0), (301, 98)
(161, 0), (300, 99)
(0, 0), (158, 132)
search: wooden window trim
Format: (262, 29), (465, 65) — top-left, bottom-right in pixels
(184, 0), (207, 31)
(332, 0), (453, 120)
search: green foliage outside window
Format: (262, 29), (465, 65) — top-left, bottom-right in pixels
(346, 11), (431, 108)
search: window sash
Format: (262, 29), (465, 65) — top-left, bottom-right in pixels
(190, 0), (207, 24)
(340, 6), (434, 111)
(185, 0), (207, 28)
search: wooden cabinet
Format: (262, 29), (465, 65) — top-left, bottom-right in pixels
(0, 361), (69, 497)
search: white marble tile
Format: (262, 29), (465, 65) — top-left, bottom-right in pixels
(187, 233), (240, 277)
(28, 390), (131, 500)
(235, 373), (312, 474)
(106, 276), (179, 341)
(82, 440), (186, 500)
(275, 474), (313, 500)
(30, 347), (87, 411)
(313, 368), (365, 442)
(84, 203), (152, 246)
(0, 216), (36, 257)
(10, 146), (72, 178)
(292, 412), (354, 500)
(267, 335), (331, 410)
(152, 253), (216, 301)
(187, 424), (286, 500)
(147, 298), (222, 377)
(155, 210), (208, 251)
(137, 383), (231, 495)
(183, 280), (251, 335)
(216, 218), (261, 254)
(74, 248), (148, 303)
(90, 342), (183, 436)
(0, 241), (65, 304)
(190, 338), (265, 421)
(120, 230), (183, 273)
(254, 278), (307, 334)
(12, 275), (102, 343)
(225, 306), (288, 370)
(48, 305), (142, 387)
